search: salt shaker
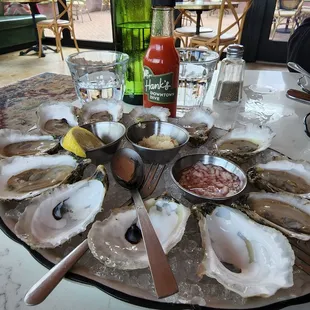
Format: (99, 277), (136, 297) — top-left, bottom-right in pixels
(214, 44), (245, 105)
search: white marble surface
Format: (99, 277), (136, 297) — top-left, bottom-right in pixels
(204, 70), (310, 162)
(1, 70), (310, 310)
(1, 229), (310, 310)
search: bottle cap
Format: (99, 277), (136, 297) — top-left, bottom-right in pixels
(152, 0), (176, 7)
(227, 44), (244, 57)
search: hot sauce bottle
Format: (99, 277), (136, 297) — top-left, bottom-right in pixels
(143, 0), (180, 117)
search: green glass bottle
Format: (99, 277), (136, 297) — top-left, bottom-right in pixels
(114, 0), (152, 105)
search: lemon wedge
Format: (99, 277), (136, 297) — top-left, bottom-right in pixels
(62, 126), (105, 157)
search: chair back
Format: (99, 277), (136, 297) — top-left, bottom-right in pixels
(214, 0), (252, 50)
(52, 0), (73, 23)
(279, 0), (303, 10)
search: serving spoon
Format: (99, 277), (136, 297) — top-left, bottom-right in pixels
(111, 148), (178, 298)
(23, 165), (99, 306)
(287, 62), (310, 79)
(24, 239), (89, 305)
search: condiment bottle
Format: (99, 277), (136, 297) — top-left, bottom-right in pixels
(114, 0), (152, 105)
(143, 0), (180, 117)
(214, 44), (245, 105)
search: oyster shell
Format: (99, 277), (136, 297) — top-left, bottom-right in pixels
(129, 106), (170, 123)
(14, 165), (108, 248)
(0, 154), (81, 200)
(195, 203), (294, 298)
(178, 108), (214, 147)
(234, 192), (310, 241)
(79, 98), (123, 124)
(88, 194), (190, 270)
(0, 129), (59, 158)
(37, 102), (78, 136)
(247, 159), (310, 198)
(214, 124), (275, 164)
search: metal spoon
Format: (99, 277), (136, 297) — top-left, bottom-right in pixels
(24, 165), (97, 306)
(24, 239), (89, 305)
(111, 148), (178, 298)
(287, 62), (310, 79)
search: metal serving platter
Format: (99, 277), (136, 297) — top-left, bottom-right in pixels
(0, 115), (310, 310)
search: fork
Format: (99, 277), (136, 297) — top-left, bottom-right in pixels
(24, 163), (166, 306)
(120, 163), (166, 207)
(289, 238), (310, 276)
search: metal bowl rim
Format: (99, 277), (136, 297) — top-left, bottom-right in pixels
(126, 120), (190, 152)
(82, 121), (126, 150)
(60, 122), (126, 151)
(170, 153), (247, 201)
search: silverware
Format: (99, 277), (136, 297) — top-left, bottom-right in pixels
(120, 163), (166, 208)
(287, 62), (310, 79)
(298, 76), (310, 94)
(27, 124), (37, 132)
(289, 238), (310, 276)
(24, 159), (165, 306)
(287, 89), (310, 105)
(303, 112), (310, 138)
(170, 154), (247, 204)
(126, 120), (189, 164)
(111, 148), (178, 298)
(24, 239), (89, 306)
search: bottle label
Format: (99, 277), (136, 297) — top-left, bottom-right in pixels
(143, 66), (177, 104)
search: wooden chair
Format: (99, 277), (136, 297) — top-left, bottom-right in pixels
(189, 0), (252, 57)
(72, 0), (91, 23)
(174, 9), (210, 47)
(271, 0), (304, 38)
(300, 4), (310, 23)
(36, 0), (79, 60)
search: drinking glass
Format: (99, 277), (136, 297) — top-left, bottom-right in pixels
(66, 51), (129, 104)
(177, 48), (219, 117)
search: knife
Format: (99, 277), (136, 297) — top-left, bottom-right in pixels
(287, 89), (310, 105)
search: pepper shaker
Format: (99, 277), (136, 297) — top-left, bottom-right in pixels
(214, 44), (245, 105)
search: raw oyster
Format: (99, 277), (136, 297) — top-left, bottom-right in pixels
(14, 165), (108, 248)
(234, 192), (310, 241)
(247, 159), (310, 198)
(88, 194), (190, 270)
(178, 108), (214, 147)
(37, 102), (78, 136)
(195, 203), (294, 298)
(129, 106), (170, 123)
(0, 129), (59, 158)
(214, 124), (275, 164)
(79, 98), (123, 124)
(0, 154), (82, 200)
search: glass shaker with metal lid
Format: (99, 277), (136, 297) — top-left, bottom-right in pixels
(214, 44), (245, 105)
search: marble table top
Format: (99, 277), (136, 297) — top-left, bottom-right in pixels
(1, 70), (310, 310)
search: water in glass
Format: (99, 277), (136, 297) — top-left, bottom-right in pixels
(177, 48), (219, 117)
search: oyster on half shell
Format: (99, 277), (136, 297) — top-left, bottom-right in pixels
(0, 129), (59, 158)
(129, 106), (170, 123)
(214, 124), (275, 164)
(88, 194), (190, 270)
(234, 192), (310, 241)
(0, 154), (83, 200)
(79, 99), (123, 124)
(37, 102), (78, 136)
(195, 203), (294, 298)
(247, 159), (310, 198)
(178, 108), (214, 147)
(14, 165), (108, 248)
